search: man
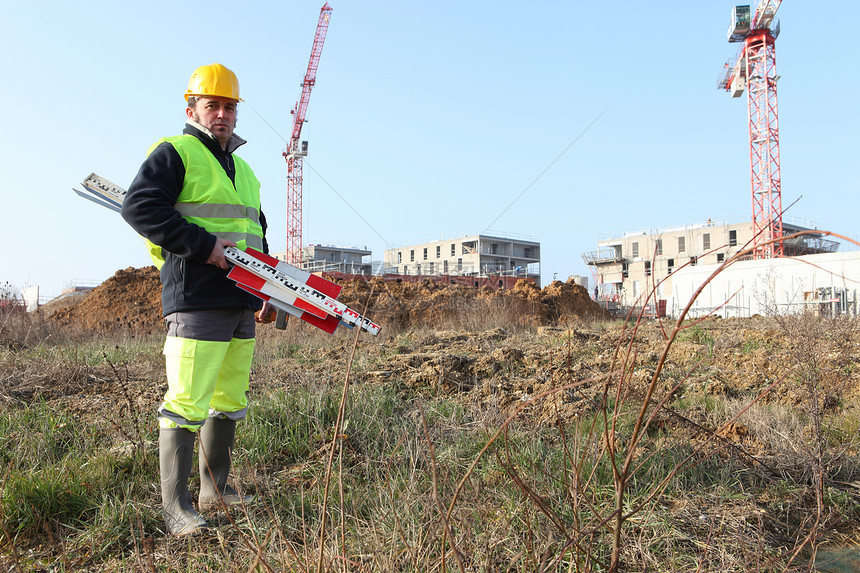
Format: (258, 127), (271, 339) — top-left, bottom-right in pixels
(122, 63), (272, 536)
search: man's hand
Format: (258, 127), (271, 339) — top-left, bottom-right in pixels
(255, 301), (276, 324)
(206, 238), (237, 269)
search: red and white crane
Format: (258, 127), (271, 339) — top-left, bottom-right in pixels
(284, 3), (333, 266)
(718, 0), (784, 259)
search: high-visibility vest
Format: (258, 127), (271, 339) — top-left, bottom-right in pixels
(146, 135), (263, 269)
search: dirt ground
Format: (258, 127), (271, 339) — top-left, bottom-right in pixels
(45, 266), (610, 333)
(36, 266), (617, 427)
(37, 265), (860, 431)
(47, 267), (164, 333)
(6, 265), (860, 566)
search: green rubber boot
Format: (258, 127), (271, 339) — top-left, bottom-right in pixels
(159, 427), (209, 536)
(198, 417), (254, 512)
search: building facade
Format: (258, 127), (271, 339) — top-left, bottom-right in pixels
(671, 251), (860, 319)
(582, 219), (838, 311)
(273, 244), (372, 275)
(383, 234), (541, 287)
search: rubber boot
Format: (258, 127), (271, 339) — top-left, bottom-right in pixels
(159, 427), (209, 536)
(198, 417), (254, 512)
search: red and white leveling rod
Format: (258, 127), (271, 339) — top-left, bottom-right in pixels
(74, 173), (381, 336)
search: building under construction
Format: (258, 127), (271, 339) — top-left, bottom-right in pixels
(383, 234), (542, 288)
(582, 219), (858, 318)
(272, 233), (541, 289)
(274, 244), (372, 276)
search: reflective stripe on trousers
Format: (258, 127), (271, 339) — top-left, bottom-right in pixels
(159, 336), (255, 430)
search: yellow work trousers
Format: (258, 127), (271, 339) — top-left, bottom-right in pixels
(159, 336), (255, 431)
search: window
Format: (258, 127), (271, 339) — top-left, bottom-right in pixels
(457, 258), (463, 272)
(436, 245), (441, 258)
(703, 233), (711, 250)
(397, 252), (402, 264)
(632, 242), (639, 258)
(667, 258), (675, 273)
(416, 264), (421, 274)
(491, 243), (498, 254)
(451, 244), (456, 256)
(410, 250), (415, 262)
(423, 248), (428, 261)
(524, 247), (533, 258)
(655, 239), (663, 256)
(633, 280), (641, 298)
(622, 262), (629, 278)
(443, 260), (448, 273)
(729, 230), (738, 247)
(678, 236), (686, 253)
(690, 256), (697, 266)
(717, 253), (725, 262)
(645, 261), (652, 277)
(429, 262), (434, 274)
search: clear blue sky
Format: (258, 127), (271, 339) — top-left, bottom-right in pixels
(2, 1), (858, 300)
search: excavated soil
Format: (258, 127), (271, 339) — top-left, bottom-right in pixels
(44, 266), (609, 334)
(47, 267), (164, 333)
(35, 267), (617, 428)
(6, 265), (860, 563)
(32, 266), (860, 432)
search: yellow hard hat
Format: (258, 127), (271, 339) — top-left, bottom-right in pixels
(184, 63), (242, 102)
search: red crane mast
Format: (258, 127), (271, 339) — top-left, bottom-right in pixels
(284, 3), (333, 266)
(718, 0), (784, 259)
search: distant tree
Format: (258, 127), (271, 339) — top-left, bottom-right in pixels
(1, 281), (21, 302)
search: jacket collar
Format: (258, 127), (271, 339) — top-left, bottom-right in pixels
(184, 120), (247, 154)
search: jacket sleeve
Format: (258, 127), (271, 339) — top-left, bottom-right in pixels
(121, 142), (216, 263)
(260, 210), (269, 254)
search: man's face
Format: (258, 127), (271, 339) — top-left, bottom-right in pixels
(187, 96), (237, 147)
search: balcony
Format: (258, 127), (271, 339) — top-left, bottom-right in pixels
(582, 248), (624, 265)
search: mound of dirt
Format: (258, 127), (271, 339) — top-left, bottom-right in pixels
(334, 276), (608, 330)
(47, 267), (609, 335)
(49, 266), (163, 333)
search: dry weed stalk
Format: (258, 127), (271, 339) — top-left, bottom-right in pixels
(314, 284), (378, 573)
(2, 232), (856, 571)
(428, 230), (854, 571)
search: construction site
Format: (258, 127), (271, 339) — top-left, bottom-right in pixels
(4, 2), (860, 571)
(583, 217), (858, 318)
(579, 1), (859, 321)
(18, 0), (852, 325)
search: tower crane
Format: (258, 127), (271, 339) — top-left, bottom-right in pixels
(718, 0), (784, 259)
(284, 3), (333, 266)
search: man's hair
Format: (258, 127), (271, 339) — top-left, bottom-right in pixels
(187, 95), (238, 113)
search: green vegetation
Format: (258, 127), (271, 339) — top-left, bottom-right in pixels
(1, 304), (859, 572)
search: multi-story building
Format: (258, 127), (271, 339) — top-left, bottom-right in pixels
(273, 244), (372, 275)
(582, 219), (838, 310)
(384, 234), (541, 287)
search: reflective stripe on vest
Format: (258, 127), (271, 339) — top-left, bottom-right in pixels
(174, 202), (260, 222)
(145, 134), (263, 268)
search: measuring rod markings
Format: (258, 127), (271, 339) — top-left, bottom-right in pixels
(225, 247), (380, 335)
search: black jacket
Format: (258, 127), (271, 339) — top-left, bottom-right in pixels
(122, 123), (267, 316)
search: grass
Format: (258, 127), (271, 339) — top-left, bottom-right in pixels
(1, 294), (860, 571)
